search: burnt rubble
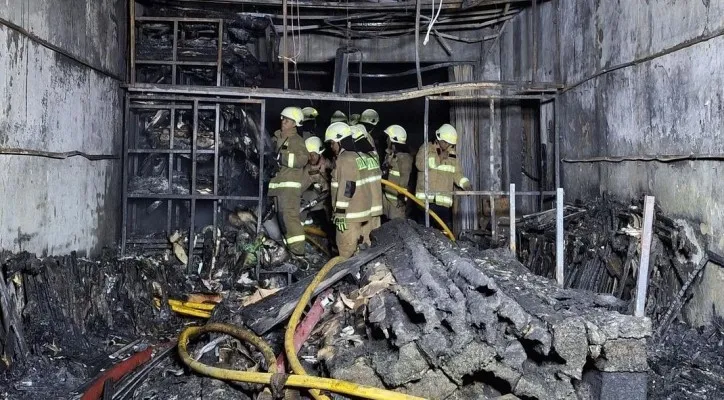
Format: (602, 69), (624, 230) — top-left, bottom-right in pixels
(517, 198), (706, 325)
(322, 220), (651, 399)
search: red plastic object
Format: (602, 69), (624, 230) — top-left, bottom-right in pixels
(81, 346), (154, 400)
(276, 289), (332, 372)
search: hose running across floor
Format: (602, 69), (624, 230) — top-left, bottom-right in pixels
(178, 258), (426, 400)
(380, 178), (455, 241)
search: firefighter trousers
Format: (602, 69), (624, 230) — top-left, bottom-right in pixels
(383, 197), (406, 220)
(336, 221), (365, 258)
(273, 193), (305, 256)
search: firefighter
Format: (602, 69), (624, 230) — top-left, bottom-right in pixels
(268, 106), (309, 256)
(300, 136), (332, 226)
(330, 110), (347, 124)
(300, 107), (319, 140)
(414, 123), (471, 230)
(381, 125), (413, 220)
(359, 108), (380, 151)
(326, 122), (372, 258)
(351, 124), (382, 245)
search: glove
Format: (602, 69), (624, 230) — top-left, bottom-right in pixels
(462, 180), (472, 190)
(313, 182), (322, 192)
(334, 216), (347, 232)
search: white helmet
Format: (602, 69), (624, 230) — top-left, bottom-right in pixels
(348, 114), (361, 126)
(435, 123), (458, 145)
(384, 125), (407, 144)
(281, 107), (304, 127)
(302, 107), (319, 121)
(330, 110), (347, 124)
(350, 124), (368, 141)
(360, 109), (380, 126)
(305, 136), (324, 154)
(325, 122), (352, 143)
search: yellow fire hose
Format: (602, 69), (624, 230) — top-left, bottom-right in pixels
(380, 179), (455, 241)
(178, 322), (426, 399)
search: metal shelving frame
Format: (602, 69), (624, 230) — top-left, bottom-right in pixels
(130, 0), (224, 87)
(122, 94), (266, 272)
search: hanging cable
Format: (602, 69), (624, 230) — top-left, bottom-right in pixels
(423, 0), (443, 45)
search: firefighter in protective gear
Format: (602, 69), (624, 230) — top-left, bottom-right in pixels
(351, 124), (382, 244)
(330, 110), (347, 124)
(268, 107), (309, 255)
(360, 109), (380, 127)
(415, 123), (471, 230)
(300, 136), (332, 224)
(349, 113), (361, 126)
(381, 125), (413, 220)
(359, 108), (380, 150)
(300, 107), (319, 140)
(327, 122), (373, 258)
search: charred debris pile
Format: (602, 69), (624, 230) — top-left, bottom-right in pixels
(517, 198), (708, 326)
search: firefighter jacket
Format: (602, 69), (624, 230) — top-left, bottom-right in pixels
(383, 149), (413, 201)
(331, 150), (372, 222)
(268, 129), (308, 197)
(361, 152), (383, 217)
(415, 142), (470, 208)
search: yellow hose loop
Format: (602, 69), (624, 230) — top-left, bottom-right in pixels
(380, 179), (455, 241)
(304, 226), (327, 237)
(178, 323), (426, 400)
(285, 256), (344, 400)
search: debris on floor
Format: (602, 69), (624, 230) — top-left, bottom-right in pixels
(517, 197), (706, 324)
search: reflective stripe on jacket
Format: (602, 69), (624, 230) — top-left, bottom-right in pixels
(331, 150), (372, 222)
(414, 142), (469, 208)
(268, 129), (308, 197)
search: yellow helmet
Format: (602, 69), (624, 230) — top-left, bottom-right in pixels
(349, 114), (361, 126)
(280, 107), (304, 127)
(305, 136), (324, 154)
(330, 110), (347, 124)
(435, 123), (458, 145)
(360, 109), (379, 126)
(384, 125), (407, 144)
(302, 107), (319, 121)
(350, 124), (368, 141)
(325, 122), (352, 142)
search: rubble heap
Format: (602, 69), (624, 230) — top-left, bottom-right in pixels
(517, 198), (705, 323)
(325, 220), (651, 399)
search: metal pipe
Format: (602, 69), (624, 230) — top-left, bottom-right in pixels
(555, 188), (564, 286)
(130, 1), (136, 84)
(489, 99), (496, 241)
(509, 183), (516, 254)
(531, 0), (538, 83)
(562, 153), (724, 163)
(169, 0), (529, 10)
(424, 97), (430, 228)
(415, 0), (422, 89)
(257, 101), (266, 233)
(0, 148), (119, 160)
(127, 81), (561, 102)
(282, 0), (289, 90)
(634, 196), (655, 317)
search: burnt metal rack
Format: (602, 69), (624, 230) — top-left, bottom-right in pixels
(131, 13), (224, 86)
(121, 94), (266, 272)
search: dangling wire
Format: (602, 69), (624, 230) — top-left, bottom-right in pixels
(423, 0), (443, 46)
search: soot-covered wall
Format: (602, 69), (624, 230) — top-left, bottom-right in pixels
(0, 0), (126, 256)
(504, 0), (724, 325)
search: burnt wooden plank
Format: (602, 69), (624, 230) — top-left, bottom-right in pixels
(240, 243), (395, 334)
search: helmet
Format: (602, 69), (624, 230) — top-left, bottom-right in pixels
(281, 107), (304, 127)
(325, 122), (352, 142)
(330, 110), (347, 124)
(360, 109), (379, 126)
(435, 123), (458, 145)
(350, 124), (368, 141)
(302, 107), (319, 121)
(349, 114), (361, 126)
(305, 136), (324, 154)
(384, 125), (407, 144)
